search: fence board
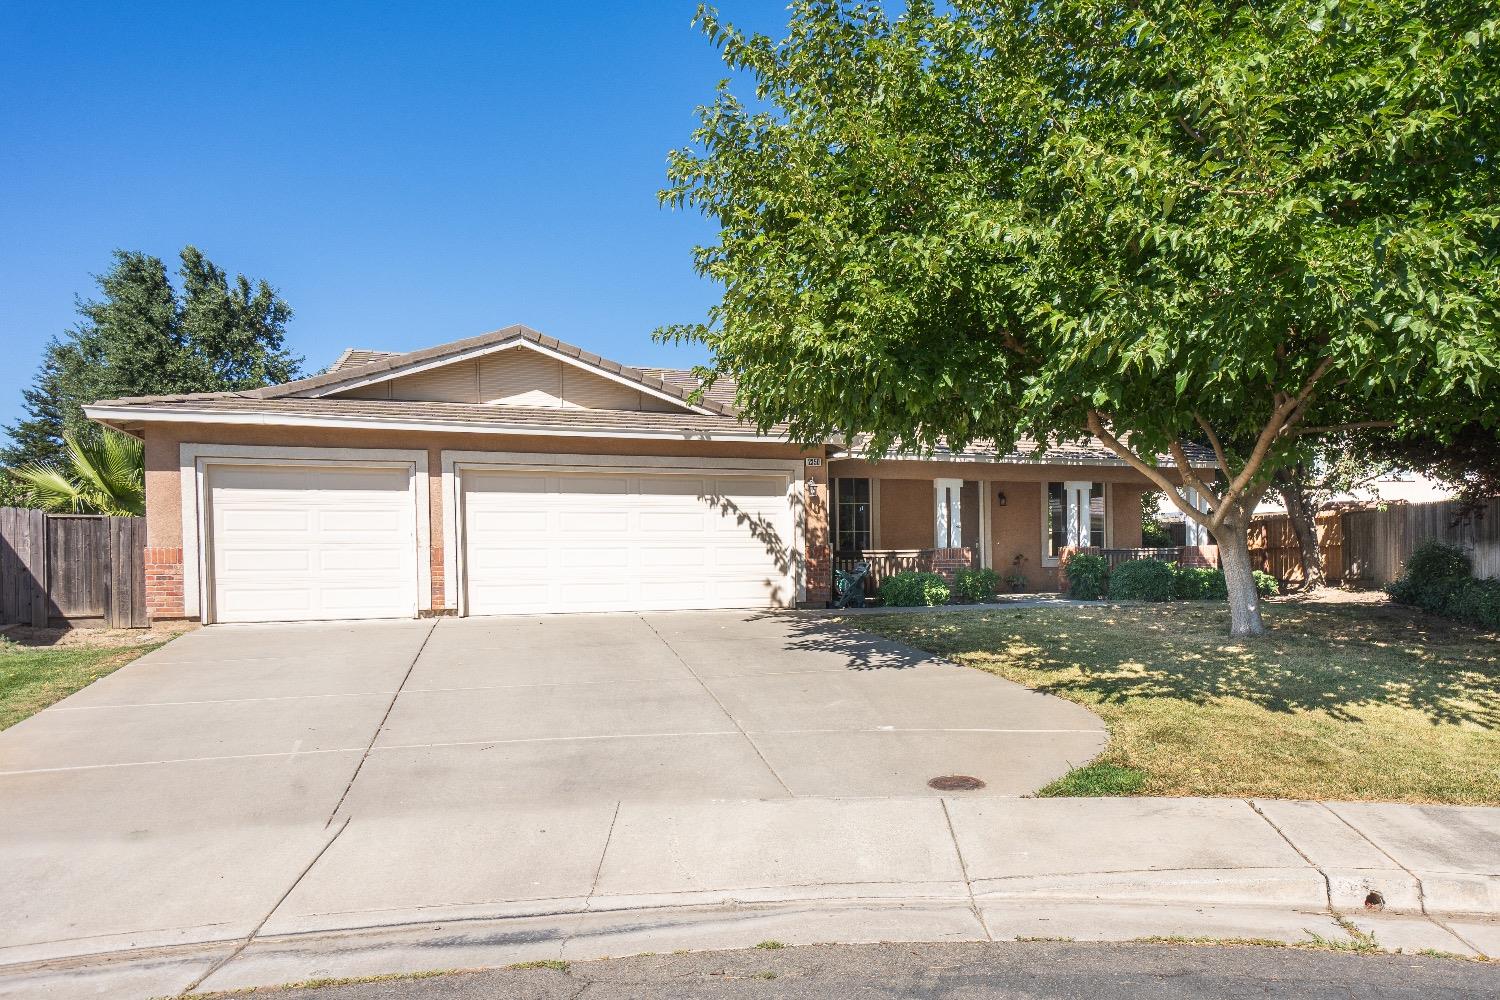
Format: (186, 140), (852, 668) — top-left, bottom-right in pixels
(1339, 498), (1498, 588)
(0, 509), (146, 628)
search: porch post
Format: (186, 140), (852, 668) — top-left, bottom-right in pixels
(979, 480), (992, 569)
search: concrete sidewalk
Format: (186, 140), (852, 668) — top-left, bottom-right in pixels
(3, 796), (1496, 998)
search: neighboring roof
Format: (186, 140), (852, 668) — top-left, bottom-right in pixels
(84, 396), (787, 442)
(636, 368), (740, 408)
(830, 436), (1220, 468)
(330, 348), (397, 372)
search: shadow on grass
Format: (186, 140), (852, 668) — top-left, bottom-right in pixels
(842, 602), (1500, 730)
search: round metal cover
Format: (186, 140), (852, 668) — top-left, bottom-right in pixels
(927, 774), (986, 791)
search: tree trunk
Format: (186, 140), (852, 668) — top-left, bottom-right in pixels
(1215, 518), (1267, 637)
(1274, 471), (1324, 591)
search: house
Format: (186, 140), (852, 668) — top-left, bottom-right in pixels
(84, 325), (1216, 624)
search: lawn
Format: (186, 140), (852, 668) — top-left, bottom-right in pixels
(0, 635), (165, 731)
(855, 601), (1500, 804)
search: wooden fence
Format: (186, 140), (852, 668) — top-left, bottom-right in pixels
(1248, 498), (1498, 588)
(1248, 511), (1345, 586)
(0, 508), (148, 628)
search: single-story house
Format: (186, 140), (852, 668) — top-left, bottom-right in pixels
(85, 325), (1217, 624)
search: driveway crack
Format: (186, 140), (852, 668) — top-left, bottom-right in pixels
(325, 618), (439, 826)
(176, 816), (351, 996)
(637, 614), (794, 796)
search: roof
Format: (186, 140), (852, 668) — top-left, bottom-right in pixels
(85, 396), (787, 441)
(831, 436), (1220, 468)
(95, 325), (736, 418)
(636, 368), (740, 408)
(330, 348), (397, 372)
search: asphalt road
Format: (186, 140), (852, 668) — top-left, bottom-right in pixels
(204, 940), (1498, 999)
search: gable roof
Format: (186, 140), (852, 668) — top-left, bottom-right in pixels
(266, 325), (732, 416)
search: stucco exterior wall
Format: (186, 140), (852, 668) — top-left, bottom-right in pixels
(877, 479), (935, 549)
(140, 422), (826, 617)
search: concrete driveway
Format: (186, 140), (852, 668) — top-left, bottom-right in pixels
(0, 612), (1105, 985)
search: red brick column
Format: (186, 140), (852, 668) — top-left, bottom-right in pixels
(429, 545), (446, 612)
(931, 547), (975, 582)
(803, 453), (832, 606)
(145, 547), (186, 619)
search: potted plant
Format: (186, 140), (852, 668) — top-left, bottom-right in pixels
(1005, 553), (1029, 592)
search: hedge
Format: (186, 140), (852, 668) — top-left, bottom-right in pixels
(1389, 540), (1498, 628)
(1064, 553), (1109, 600)
(952, 566), (1001, 602)
(880, 571), (951, 607)
(1108, 559), (1174, 601)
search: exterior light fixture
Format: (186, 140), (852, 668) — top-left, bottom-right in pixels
(996, 490), (1008, 507)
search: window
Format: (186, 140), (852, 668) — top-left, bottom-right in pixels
(1044, 481), (1106, 563)
(834, 478), (872, 554)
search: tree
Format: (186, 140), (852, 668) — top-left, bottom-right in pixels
(661, 1), (1499, 635)
(1272, 446), (1392, 590)
(13, 429), (144, 516)
(2, 247), (301, 468)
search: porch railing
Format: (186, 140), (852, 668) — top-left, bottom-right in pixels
(1063, 545), (1221, 570)
(832, 547), (977, 599)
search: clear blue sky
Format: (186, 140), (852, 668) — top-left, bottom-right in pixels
(1, 2), (787, 429)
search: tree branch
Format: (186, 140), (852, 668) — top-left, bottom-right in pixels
(1193, 412), (1232, 477)
(1087, 410), (1213, 532)
(1293, 420), (1395, 436)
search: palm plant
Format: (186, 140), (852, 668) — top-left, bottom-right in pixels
(13, 429), (145, 516)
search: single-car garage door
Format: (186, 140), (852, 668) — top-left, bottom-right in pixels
(461, 468), (796, 614)
(206, 464), (418, 623)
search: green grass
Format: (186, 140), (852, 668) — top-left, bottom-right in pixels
(0, 638), (162, 730)
(855, 602), (1500, 803)
(506, 959), (570, 972)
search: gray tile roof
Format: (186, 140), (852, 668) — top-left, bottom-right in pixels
(330, 348), (398, 371)
(635, 368), (740, 408)
(89, 396), (786, 438)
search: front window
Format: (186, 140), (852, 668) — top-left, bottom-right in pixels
(1045, 481), (1106, 562)
(834, 478), (872, 554)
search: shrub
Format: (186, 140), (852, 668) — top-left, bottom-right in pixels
(953, 566), (1001, 602)
(1446, 577), (1500, 629)
(1254, 571), (1281, 597)
(1064, 553), (1109, 600)
(1173, 565), (1228, 600)
(1108, 559), (1174, 601)
(880, 571), (950, 607)
(1388, 540), (1473, 613)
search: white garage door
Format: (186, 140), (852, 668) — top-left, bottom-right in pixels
(207, 464), (418, 623)
(461, 468), (796, 614)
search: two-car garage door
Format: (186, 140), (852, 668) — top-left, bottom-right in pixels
(460, 468), (795, 614)
(201, 461), (796, 622)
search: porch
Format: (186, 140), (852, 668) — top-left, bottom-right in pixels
(825, 469), (1161, 602)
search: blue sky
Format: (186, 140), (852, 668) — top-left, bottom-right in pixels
(1, 2), (787, 429)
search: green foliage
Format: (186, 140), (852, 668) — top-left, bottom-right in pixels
(1173, 566), (1229, 601)
(13, 429), (144, 516)
(663, 0), (1500, 634)
(880, 571), (951, 607)
(1064, 553), (1109, 600)
(1140, 492), (1173, 547)
(1254, 571), (1282, 598)
(953, 566), (1001, 602)
(1039, 763), (1148, 797)
(3, 247), (301, 468)
(1448, 578), (1500, 629)
(1388, 540), (1475, 612)
(1109, 559), (1175, 601)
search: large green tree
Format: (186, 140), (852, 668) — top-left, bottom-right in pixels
(663, 1), (1499, 635)
(3, 246), (301, 468)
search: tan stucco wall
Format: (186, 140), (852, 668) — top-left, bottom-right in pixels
(140, 422), (829, 613)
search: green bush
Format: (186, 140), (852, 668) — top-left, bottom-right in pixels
(1448, 578), (1500, 629)
(880, 571), (951, 607)
(1173, 565), (1228, 600)
(1388, 540), (1473, 613)
(1254, 571), (1281, 597)
(1064, 553), (1109, 600)
(1108, 559), (1175, 601)
(952, 566), (1001, 602)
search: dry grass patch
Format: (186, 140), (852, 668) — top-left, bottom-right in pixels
(857, 602), (1499, 803)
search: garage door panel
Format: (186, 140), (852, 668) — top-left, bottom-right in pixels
(208, 463), (417, 624)
(462, 467), (795, 615)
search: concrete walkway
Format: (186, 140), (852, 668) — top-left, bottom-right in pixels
(3, 795), (1496, 997)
